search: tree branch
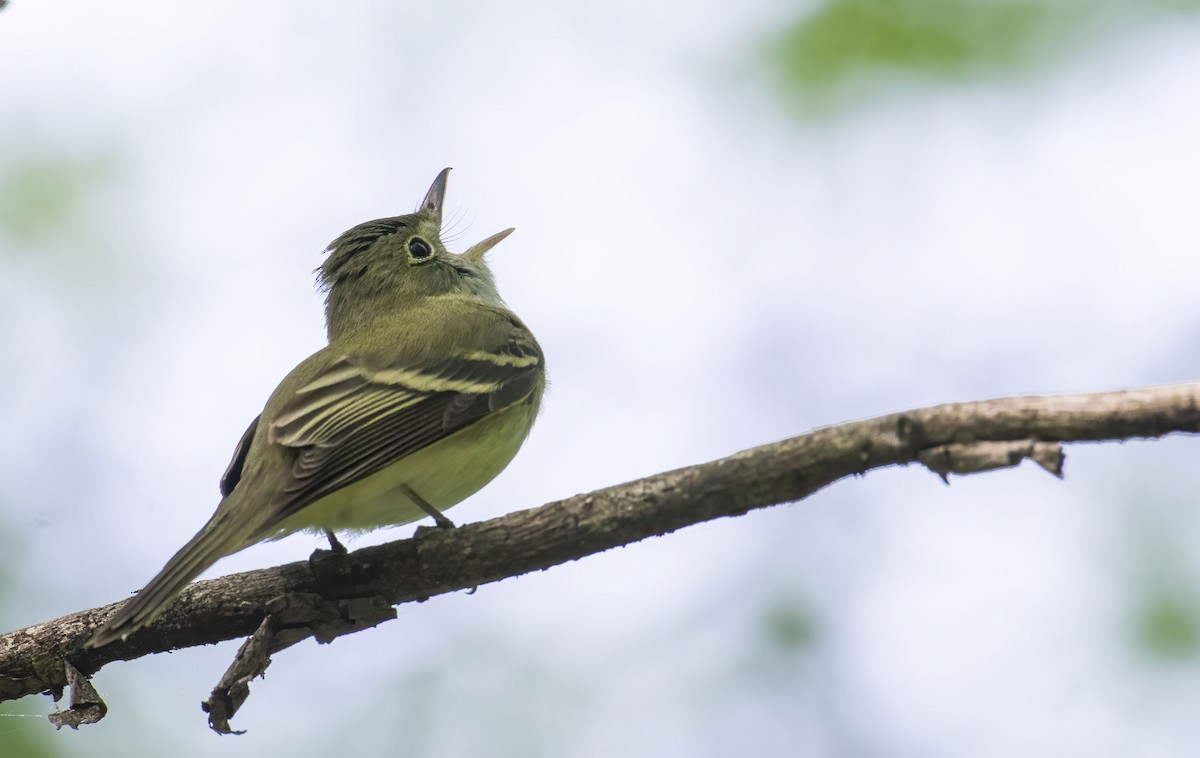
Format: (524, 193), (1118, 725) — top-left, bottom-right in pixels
(4, 382), (1199, 728)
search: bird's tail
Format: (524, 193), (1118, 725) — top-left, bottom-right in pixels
(86, 507), (252, 648)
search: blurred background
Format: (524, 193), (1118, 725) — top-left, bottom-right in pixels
(2, 0), (1200, 755)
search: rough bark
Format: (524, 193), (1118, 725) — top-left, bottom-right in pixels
(3, 383), (1198, 730)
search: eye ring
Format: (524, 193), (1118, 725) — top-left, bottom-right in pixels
(407, 237), (433, 263)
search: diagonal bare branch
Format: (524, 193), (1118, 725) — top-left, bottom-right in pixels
(2, 382), (1198, 727)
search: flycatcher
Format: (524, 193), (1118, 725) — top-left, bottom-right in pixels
(88, 169), (545, 647)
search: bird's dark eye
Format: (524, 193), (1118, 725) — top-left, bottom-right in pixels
(408, 237), (432, 262)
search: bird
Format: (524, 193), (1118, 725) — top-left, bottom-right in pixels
(87, 168), (545, 647)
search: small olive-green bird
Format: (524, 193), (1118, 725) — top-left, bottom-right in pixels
(87, 169), (544, 648)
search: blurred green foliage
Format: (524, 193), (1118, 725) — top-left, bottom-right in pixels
(0, 496), (18, 622)
(0, 709), (61, 758)
(765, 601), (816, 652)
(1134, 584), (1200, 660)
(1119, 498), (1200, 663)
(766, 0), (1200, 114)
(731, 596), (818, 689)
(0, 152), (116, 255)
(0, 138), (141, 314)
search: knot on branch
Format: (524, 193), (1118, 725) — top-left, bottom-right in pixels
(919, 439), (1065, 482)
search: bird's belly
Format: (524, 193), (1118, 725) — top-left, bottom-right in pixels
(268, 400), (536, 537)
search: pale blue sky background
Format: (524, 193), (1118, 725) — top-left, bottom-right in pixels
(2, 2), (1200, 756)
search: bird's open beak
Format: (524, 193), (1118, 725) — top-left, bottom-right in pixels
(421, 167), (452, 227)
(463, 228), (515, 262)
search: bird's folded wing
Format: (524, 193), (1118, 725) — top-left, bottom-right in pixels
(255, 330), (542, 526)
(219, 414), (260, 497)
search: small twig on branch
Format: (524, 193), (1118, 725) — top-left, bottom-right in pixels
(202, 614), (277, 735)
(2, 382), (1198, 730)
(46, 661), (105, 730)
